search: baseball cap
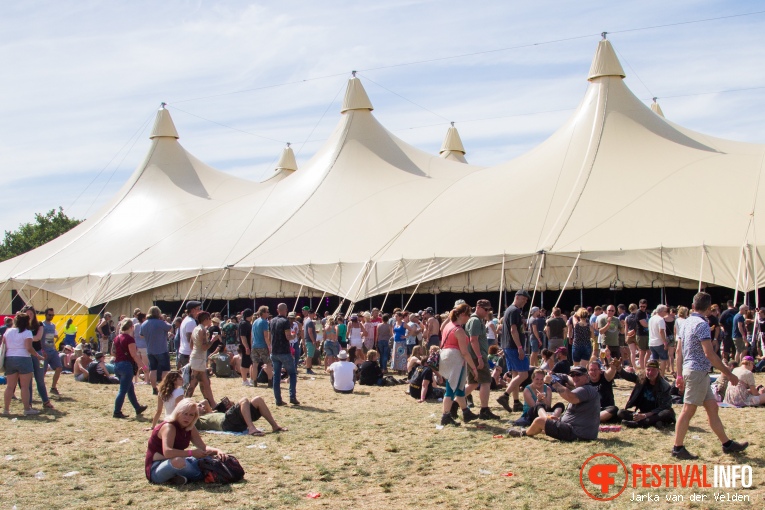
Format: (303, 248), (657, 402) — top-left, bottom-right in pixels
(302, 306), (311, 311)
(424, 307), (435, 315)
(645, 360), (660, 369)
(515, 289), (530, 299)
(530, 306), (540, 314)
(476, 299), (492, 311)
(186, 300), (202, 311)
(555, 346), (568, 355)
(569, 366), (587, 376)
(242, 308), (254, 319)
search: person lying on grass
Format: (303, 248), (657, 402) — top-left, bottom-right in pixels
(145, 398), (228, 485)
(196, 396), (287, 436)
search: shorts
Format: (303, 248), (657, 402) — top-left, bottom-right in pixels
(305, 341), (316, 358)
(733, 337), (746, 354)
(222, 403), (262, 432)
(225, 344), (238, 356)
(529, 336), (540, 353)
(649, 345), (669, 361)
(324, 340), (340, 358)
(682, 370), (715, 406)
(636, 336), (649, 351)
(666, 335), (676, 348)
(572, 343), (592, 363)
(4, 356), (34, 375)
(427, 335), (440, 348)
(189, 357), (207, 372)
(250, 347), (271, 365)
(722, 334), (733, 354)
(467, 363), (492, 385)
(503, 348), (530, 373)
(547, 338), (564, 351)
(137, 347), (148, 360)
(544, 419), (579, 442)
(42, 347), (62, 370)
(606, 345), (621, 359)
(240, 352), (252, 369)
(75, 373), (87, 382)
(626, 334), (637, 345)
(148, 352), (171, 373)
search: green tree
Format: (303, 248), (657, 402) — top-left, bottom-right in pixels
(0, 208), (81, 262)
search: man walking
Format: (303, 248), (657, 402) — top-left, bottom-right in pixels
(177, 301), (201, 369)
(41, 308), (63, 396)
(239, 309), (254, 386)
(142, 306), (172, 394)
(648, 304), (669, 376)
(465, 299), (500, 420)
(270, 303), (299, 406)
(497, 290), (530, 413)
(251, 306), (273, 387)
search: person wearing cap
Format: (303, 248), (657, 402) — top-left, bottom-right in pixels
(672, 291), (748, 460)
(142, 306), (173, 394)
(177, 301), (202, 370)
(74, 349), (93, 382)
(617, 359), (675, 428)
(270, 303), (300, 406)
(497, 290), (531, 414)
(464, 299), (500, 420)
(723, 356), (765, 407)
(423, 307), (440, 349)
(508, 365), (600, 441)
(328, 350), (357, 394)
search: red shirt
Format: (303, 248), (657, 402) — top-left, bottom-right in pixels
(145, 421), (192, 481)
(113, 333), (135, 363)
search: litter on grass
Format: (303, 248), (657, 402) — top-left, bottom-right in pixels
(63, 471), (79, 478)
(118, 439), (130, 444)
(5, 455), (14, 460)
(479, 469), (491, 475)
(306, 492), (321, 499)
(35, 471), (45, 480)
(435, 425), (444, 430)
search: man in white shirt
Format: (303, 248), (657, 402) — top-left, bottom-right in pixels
(177, 301), (201, 369)
(328, 350), (357, 394)
(648, 305), (669, 376)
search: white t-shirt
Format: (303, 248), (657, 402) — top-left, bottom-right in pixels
(4, 328), (33, 357)
(329, 361), (357, 391)
(648, 314), (667, 347)
(164, 387), (185, 415)
(179, 316), (196, 355)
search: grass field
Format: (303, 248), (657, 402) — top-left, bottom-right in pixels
(2, 368), (764, 509)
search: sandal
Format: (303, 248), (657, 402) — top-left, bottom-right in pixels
(249, 428), (265, 437)
(272, 426), (288, 433)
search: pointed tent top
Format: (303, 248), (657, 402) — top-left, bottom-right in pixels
(587, 38), (626, 81)
(149, 103), (180, 139)
(440, 122), (466, 156)
(651, 97), (665, 118)
(275, 143), (298, 173)
(340, 74), (374, 114)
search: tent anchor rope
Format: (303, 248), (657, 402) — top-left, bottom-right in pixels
(529, 252), (545, 309)
(380, 259), (403, 313)
(175, 270), (203, 320)
(403, 257), (435, 312)
(554, 251), (581, 309)
(314, 263), (341, 315)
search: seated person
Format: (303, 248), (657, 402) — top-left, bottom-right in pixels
(713, 361), (737, 401)
(724, 356), (765, 407)
(521, 369), (565, 422)
(587, 359), (620, 423)
(196, 396), (287, 436)
(550, 347), (571, 375)
(151, 371), (185, 428)
(88, 352), (119, 384)
(208, 348), (233, 378)
(617, 359), (675, 428)
(407, 345), (426, 376)
(328, 350), (357, 394)
(508, 366), (600, 441)
(145, 398), (227, 485)
(359, 350), (384, 386)
(409, 353), (445, 402)
(74, 349), (93, 382)
(59, 345), (76, 372)
(539, 349), (555, 371)
(488, 345), (506, 389)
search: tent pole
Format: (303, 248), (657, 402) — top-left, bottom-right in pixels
(314, 263), (341, 315)
(733, 245), (744, 306)
(530, 253), (545, 309)
(742, 245), (751, 306)
(698, 244), (706, 293)
(580, 288), (584, 307)
(175, 270), (203, 319)
(753, 245), (760, 310)
(434, 293), (438, 314)
(498, 253), (506, 315)
(380, 259), (403, 313)
(403, 258), (435, 312)
(554, 252), (581, 310)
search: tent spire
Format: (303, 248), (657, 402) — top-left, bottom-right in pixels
(651, 97), (665, 118)
(439, 122), (468, 163)
(275, 143), (298, 173)
(149, 103), (180, 139)
(341, 73), (374, 114)
(587, 38), (626, 81)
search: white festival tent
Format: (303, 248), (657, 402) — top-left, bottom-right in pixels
(1, 38), (764, 316)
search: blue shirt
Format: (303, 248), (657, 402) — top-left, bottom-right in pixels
(252, 317), (269, 349)
(142, 318), (172, 355)
(732, 313), (746, 339)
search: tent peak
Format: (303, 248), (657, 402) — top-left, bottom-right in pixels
(275, 143), (298, 173)
(341, 75), (374, 114)
(651, 97), (665, 118)
(588, 38), (626, 81)
(149, 104), (180, 140)
(440, 123), (468, 163)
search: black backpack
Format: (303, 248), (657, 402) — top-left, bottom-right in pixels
(198, 455), (245, 484)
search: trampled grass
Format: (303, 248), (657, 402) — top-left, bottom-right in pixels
(1, 369), (763, 509)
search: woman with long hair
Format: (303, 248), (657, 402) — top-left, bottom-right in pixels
(439, 303), (479, 426)
(21, 305), (55, 410)
(113, 318), (149, 419)
(571, 307), (592, 368)
(3, 314), (44, 415)
(150, 371), (185, 429)
(185, 312), (217, 408)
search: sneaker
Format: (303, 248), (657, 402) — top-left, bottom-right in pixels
(49, 387), (60, 396)
(135, 405), (148, 415)
(507, 428), (526, 437)
(722, 441), (749, 454)
(306, 369), (316, 375)
(440, 414), (460, 427)
(113, 411), (129, 419)
(479, 408), (502, 420)
(671, 446), (698, 460)
(450, 401), (459, 420)
(462, 409), (479, 423)
(168, 475), (187, 486)
(289, 398), (301, 406)
(24, 408), (41, 416)
(622, 420), (639, 428)
(496, 393), (512, 413)
(512, 400), (524, 412)
(152, 388), (158, 395)
(242, 380), (254, 387)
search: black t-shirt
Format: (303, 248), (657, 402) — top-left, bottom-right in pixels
(707, 314), (720, 340)
(206, 325), (222, 355)
(238, 321), (252, 348)
(409, 366), (434, 399)
(625, 313), (637, 335)
(720, 309), (736, 336)
(359, 361), (382, 385)
(589, 375), (615, 408)
(269, 316), (291, 355)
(501, 305), (524, 349)
(546, 317), (566, 338)
(552, 359), (571, 375)
(636, 310), (648, 336)
(636, 379), (659, 412)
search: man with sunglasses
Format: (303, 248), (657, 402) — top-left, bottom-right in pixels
(41, 308), (64, 396)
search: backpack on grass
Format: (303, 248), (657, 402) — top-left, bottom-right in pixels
(198, 455), (245, 484)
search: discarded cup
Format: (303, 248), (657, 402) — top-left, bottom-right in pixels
(5, 455), (14, 461)
(63, 471), (79, 478)
(118, 439), (130, 444)
(283, 455), (292, 460)
(306, 492), (321, 499)
(435, 425), (444, 430)
(479, 469), (491, 475)
(35, 471), (45, 480)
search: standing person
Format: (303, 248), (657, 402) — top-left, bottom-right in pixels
(21, 306), (54, 410)
(391, 312), (410, 374)
(636, 299), (650, 369)
(672, 292), (748, 459)
(238, 309), (254, 387)
(667, 308), (680, 376)
(251, 306), (273, 387)
(303, 309), (317, 375)
(486, 312), (498, 347)
(719, 300), (737, 362)
(336, 316), (347, 351)
(323, 316), (340, 370)
(62, 318), (77, 348)
(570, 308), (593, 368)
(545, 308), (567, 352)
(497, 290), (531, 414)
(2, 314), (44, 415)
(405, 314), (422, 356)
(185, 312), (217, 408)
(113, 318), (149, 419)
(133, 312), (149, 384)
(732, 305), (749, 363)
(527, 307), (542, 367)
(178, 301), (201, 370)
(97, 312), (112, 355)
(597, 305), (621, 360)
(142, 306), (172, 395)
(423, 307), (440, 348)
(347, 314), (364, 352)
(362, 312), (376, 354)
(648, 305), (669, 376)
(375, 314), (392, 372)
(40, 308), (64, 396)
(624, 304), (639, 369)
(706, 305), (720, 360)
(221, 316), (239, 357)
(439, 303), (479, 426)
(270, 303), (299, 406)
(464, 300), (500, 420)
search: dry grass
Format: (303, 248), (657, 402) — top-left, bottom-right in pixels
(1, 369), (764, 509)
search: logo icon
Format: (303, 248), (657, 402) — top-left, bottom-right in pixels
(580, 453), (628, 501)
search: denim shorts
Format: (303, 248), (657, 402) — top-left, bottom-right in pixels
(649, 345), (669, 361)
(148, 352), (171, 372)
(529, 336), (540, 353)
(572, 343), (592, 363)
(4, 356), (34, 375)
(323, 341), (340, 357)
(42, 347), (62, 370)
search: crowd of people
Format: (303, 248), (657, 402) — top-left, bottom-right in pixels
(2, 289), (761, 485)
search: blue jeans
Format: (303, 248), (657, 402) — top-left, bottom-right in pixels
(26, 351), (49, 406)
(270, 353), (297, 403)
(377, 341), (390, 371)
(150, 457), (203, 484)
(292, 343), (302, 369)
(114, 361), (140, 414)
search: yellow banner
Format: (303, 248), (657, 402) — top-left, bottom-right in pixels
(40, 314), (101, 349)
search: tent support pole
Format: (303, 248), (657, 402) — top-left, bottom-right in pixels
(743, 245), (751, 306)
(698, 243), (706, 293)
(315, 263), (341, 315)
(530, 253), (545, 309)
(753, 245), (760, 310)
(403, 258), (435, 312)
(434, 293), (438, 314)
(498, 253), (506, 314)
(380, 260), (402, 313)
(733, 245), (744, 306)
(554, 252), (581, 310)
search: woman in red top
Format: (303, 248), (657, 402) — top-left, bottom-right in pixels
(439, 303), (479, 426)
(113, 318), (149, 419)
(145, 398), (227, 484)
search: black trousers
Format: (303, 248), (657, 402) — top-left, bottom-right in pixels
(617, 408), (675, 427)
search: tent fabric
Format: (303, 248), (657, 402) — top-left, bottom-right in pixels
(439, 124), (468, 163)
(2, 39), (765, 315)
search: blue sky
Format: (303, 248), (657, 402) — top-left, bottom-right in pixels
(1, 1), (764, 233)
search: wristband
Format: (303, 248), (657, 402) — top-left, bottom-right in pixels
(187, 449), (192, 457)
